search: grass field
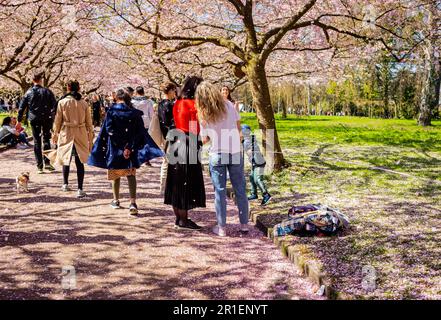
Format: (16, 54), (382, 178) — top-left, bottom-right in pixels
(0, 112), (10, 123)
(241, 114), (441, 299)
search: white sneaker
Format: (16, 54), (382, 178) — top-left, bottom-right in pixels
(213, 225), (226, 237)
(77, 189), (87, 199)
(61, 184), (71, 192)
(240, 224), (249, 233)
(16, 144), (28, 150)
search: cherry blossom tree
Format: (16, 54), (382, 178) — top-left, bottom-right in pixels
(99, 0), (420, 170)
(0, 0), (129, 96)
(413, 0), (441, 126)
(0, 1), (83, 91)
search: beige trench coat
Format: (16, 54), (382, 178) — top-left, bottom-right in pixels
(47, 96), (94, 166)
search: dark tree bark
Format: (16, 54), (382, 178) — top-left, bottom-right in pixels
(247, 59), (286, 170)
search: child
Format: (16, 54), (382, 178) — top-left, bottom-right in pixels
(11, 117), (25, 134)
(88, 89), (163, 215)
(241, 124), (272, 206)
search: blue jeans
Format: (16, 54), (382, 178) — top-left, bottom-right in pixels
(209, 153), (249, 227)
(18, 133), (28, 145)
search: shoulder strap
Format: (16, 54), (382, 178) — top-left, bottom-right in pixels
(251, 134), (256, 165)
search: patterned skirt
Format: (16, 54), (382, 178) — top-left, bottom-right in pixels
(107, 168), (136, 180)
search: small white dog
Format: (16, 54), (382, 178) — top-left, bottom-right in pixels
(16, 172), (30, 193)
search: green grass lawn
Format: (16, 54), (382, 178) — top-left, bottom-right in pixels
(241, 114), (441, 299)
(0, 112), (9, 123)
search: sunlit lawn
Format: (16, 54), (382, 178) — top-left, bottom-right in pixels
(242, 113), (441, 299)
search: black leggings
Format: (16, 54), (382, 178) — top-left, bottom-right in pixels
(63, 147), (85, 190)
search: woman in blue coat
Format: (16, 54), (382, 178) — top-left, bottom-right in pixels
(88, 88), (163, 215)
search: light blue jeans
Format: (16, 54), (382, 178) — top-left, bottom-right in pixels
(209, 153), (249, 227)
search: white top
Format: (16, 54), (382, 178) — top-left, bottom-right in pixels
(3, 125), (17, 135)
(132, 96), (154, 129)
(200, 101), (241, 155)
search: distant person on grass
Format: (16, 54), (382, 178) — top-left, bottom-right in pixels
(10, 117), (26, 136)
(196, 81), (249, 237)
(88, 88), (163, 215)
(46, 80), (94, 199)
(18, 72), (57, 174)
(0, 116), (30, 149)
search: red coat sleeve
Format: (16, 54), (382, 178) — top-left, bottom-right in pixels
(173, 99), (200, 134)
(173, 100), (186, 132)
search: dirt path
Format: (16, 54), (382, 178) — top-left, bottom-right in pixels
(0, 147), (321, 300)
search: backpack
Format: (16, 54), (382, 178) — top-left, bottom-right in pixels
(273, 204), (350, 237)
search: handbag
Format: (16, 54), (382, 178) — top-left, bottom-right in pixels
(148, 111), (165, 149)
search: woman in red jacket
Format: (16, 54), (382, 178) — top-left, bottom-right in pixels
(164, 76), (206, 230)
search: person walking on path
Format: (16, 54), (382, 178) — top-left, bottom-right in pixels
(164, 76), (206, 230)
(132, 86), (155, 167)
(91, 94), (102, 127)
(196, 82), (249, 237)
(132, 86), (154, 131)
(88, 89), (163, 215)
(17, 72), (57, 174)
(157, 82), (177, 194)
(45, 80), (94, 199)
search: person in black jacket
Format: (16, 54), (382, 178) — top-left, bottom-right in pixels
(157, 82), (177, 194)
(18, 72), (57, 174)
(91, 94), (102, 127)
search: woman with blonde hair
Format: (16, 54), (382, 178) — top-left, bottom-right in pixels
(196, 82), (249, 237)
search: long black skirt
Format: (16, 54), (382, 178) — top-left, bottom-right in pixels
(164, 135), (206, 210)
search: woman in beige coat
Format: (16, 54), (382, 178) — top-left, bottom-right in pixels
(49, 80), (94, 198)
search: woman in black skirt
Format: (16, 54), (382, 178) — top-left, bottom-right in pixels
(164, 76), (206, 230)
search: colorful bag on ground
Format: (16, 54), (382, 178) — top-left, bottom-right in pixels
(273, 204), (350, 237)
(288, 204), (320, 217)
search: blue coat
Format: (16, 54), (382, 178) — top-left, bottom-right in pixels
(87, 103), (163, 169)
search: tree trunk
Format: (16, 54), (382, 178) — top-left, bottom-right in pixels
(384, 75), (390, 118)
(418, 42), (435, 126)
(432, 58), (441, 118)
(246, 60), (286, 172)
(281, 101), (287, 119)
